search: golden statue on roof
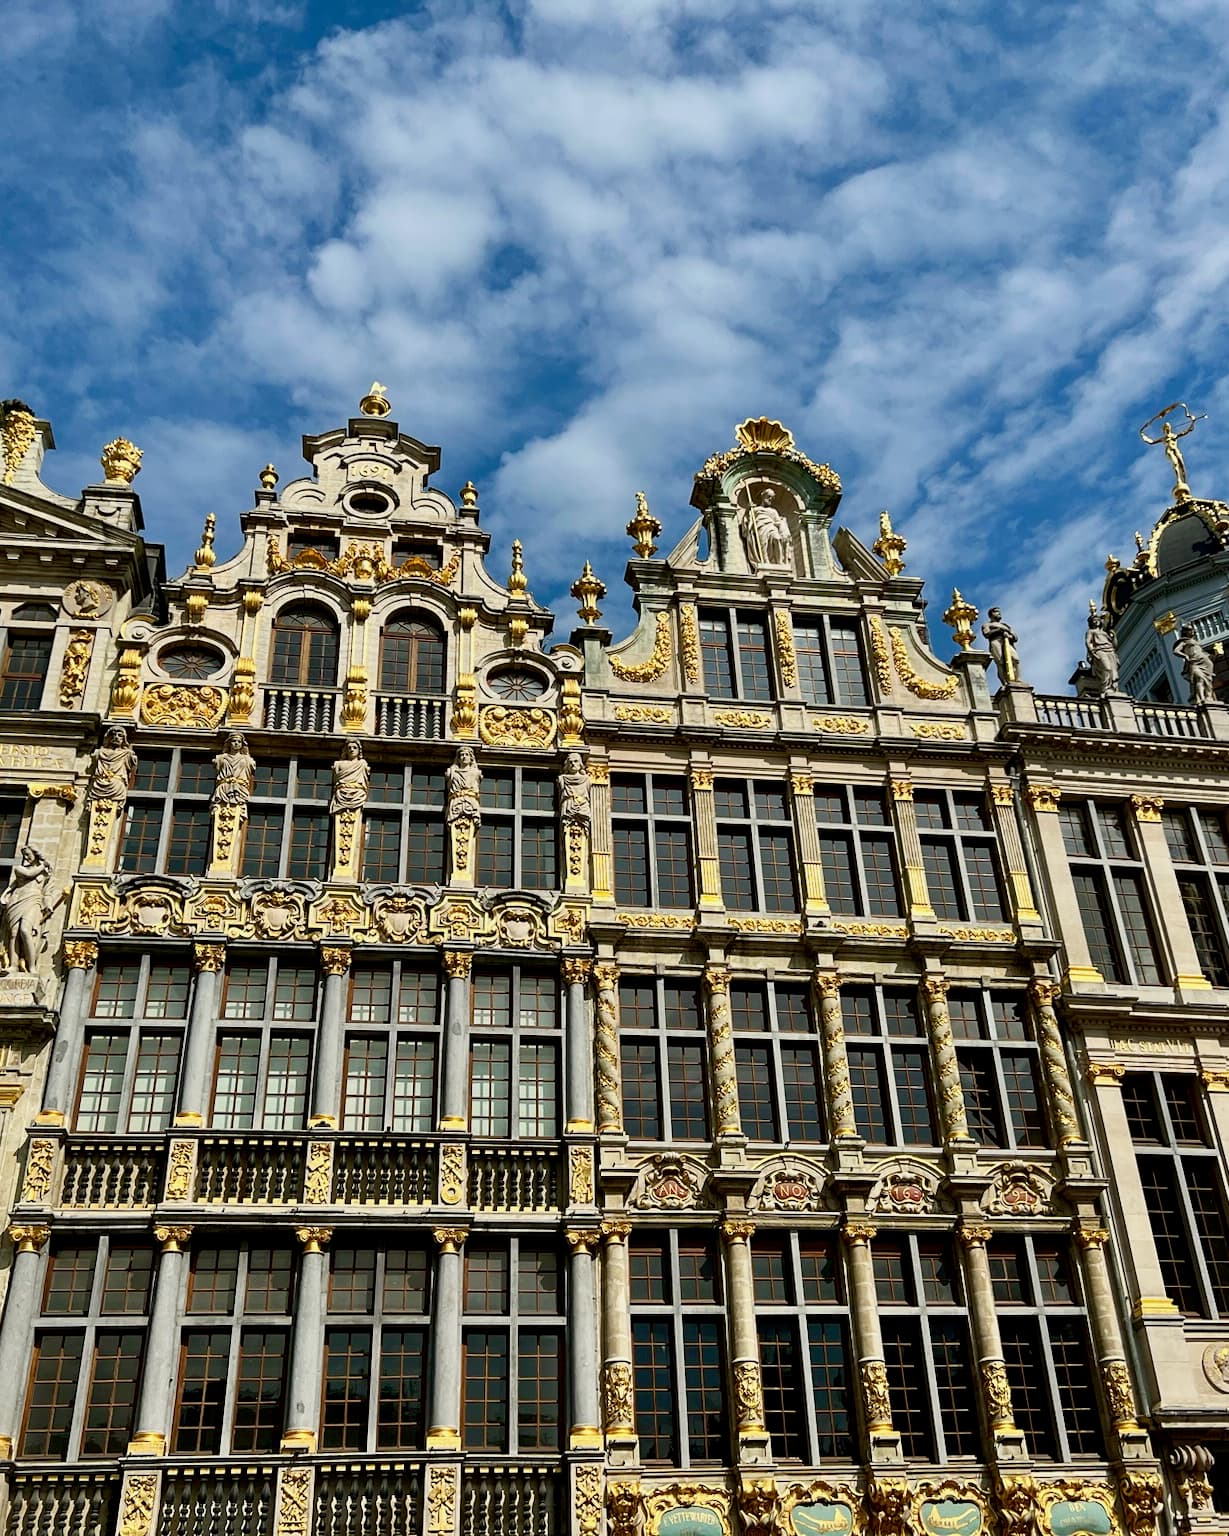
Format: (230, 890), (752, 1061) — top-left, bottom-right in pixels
(1139, 402), (1204, 504)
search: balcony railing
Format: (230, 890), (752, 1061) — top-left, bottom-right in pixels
(61, 1140), (162, 1208)
(158, 1467), (276, 1536)
(468, 1146), (562, 1211)
(1035, 695), (1109, 730)
(6, 1471), (119, 1536)
(1134, 701), (1203, 738)
(374, 693), (447, 740)
(315, 1464), (424, 1536)
(461, 1467), (563, 1536)
(332, 1139), (435, 1205)
(196, 1137), (304, 1204)
(262, 686), (338, 732)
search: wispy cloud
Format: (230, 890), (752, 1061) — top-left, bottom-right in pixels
(4, 0), (1229, 685)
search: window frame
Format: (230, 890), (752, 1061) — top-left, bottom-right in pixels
(948, 986), (1050, 1151)
(914, 787), (1007, 924)
(378, 612), (446, 696)
(812, 783), (902, 917)
(698, 607), (775, 702)
(730, 978), (826, 1145)
(611, 772), (694, 910)
(269, 603), (341, 688)
(841, 983), (939, 1148)
(342, 958), (442, 1133)
(211, 957), (318, 1131)
(618, 974), (708, 1143)
(714, 779), (799, 913)
(476, 764), (558, 890)
(358, 762), (447, 885)
(469, 965), (562, 1139)
(792, 613), (869, 708)
(1061, 800), (1164, 985)
(76, 954), (192, 1133)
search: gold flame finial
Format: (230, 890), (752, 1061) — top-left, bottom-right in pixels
(460, 480), (478, 509)
(259, 463), (278, 491)
(627, 491), (662, 558)
(360, 382), (391, 418)
(872, 510), (907, 577)
(509, 538), (527, 595)
(571, 561), (607, 625)
(943, 588), (979, 651)
(194, 513), (217, 572)
(100, 437), (142, 485)
(734, 416), (795, 454)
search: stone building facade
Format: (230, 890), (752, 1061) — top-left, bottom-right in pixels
(0, 392), (1224, 1536)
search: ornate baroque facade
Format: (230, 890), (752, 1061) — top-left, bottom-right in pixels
(0, 391), (1225, 1536)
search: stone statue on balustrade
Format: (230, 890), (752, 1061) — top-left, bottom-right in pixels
(1175, 624), (1216, 705)
(1085, 611), (1120, 693)
(0, 846), (52, 974)
(330, 740), (371, 812)
(446, 747), (482, 824)
(557, 752), (591, 829)
(212, 733), (255, 807)
(86, 727), (138, 805)
(981, 607), (1021, 686)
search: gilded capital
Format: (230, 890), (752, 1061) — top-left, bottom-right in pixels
(990, 783), (1015, 806)
(890, 778), (914, 802)
(601, 1219), (632, 1244)
(1201, 1068), (1229, 1093)
(1028, 977), (1061, 1008)
(721, 1218), (756, 1244)
(9, 1224), (50, 1253)
(593, 962), (620, 990)
(689, 766), (714, 790)
(814, 972), (842, 998)
(154, 1225), (193, 1252)
(433, 1227), (468, 1253)
(63, 940), (99, 969)
(561, 957), (593, 984)
(1086, 1061), (1126, 1085)
(922, 974), (950, 1002)
(443, 950), (472, 979)
(566, 1229), (602, 1253)
(957, 1223), (993, 1248)
(842, 1221), (877, 1245)
(1129, 794), (1164, 823)
(1072, 1225), (1111, 1249)
(704, 967), (732, 994)
(192, 942), (225, 974)
(295, 1226), (333, 1252)
(320, 946), (352, 977)
(1025, 784), (1061, 813)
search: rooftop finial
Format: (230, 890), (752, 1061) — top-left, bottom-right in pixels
(571, 561), (607, 625)
(259, 463), (278, 491)
(460, 480), (478, 509)
(1140, 402), (1204, 504)
(627, 491), (662, 558)
(194, 513), (217, 572)
(509, 539), (527, 595)
(100, 437), (142, 486)
(943, 588), (979, 651)
(360, 382), (391, 418)
(1, 400), (36, 486)
(734, 417), (794, 454)
(872, 510), (907, 577)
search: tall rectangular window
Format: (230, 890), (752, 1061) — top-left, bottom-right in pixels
(793, 616), (868, 707)
(814, 785), (901, 916)
(731, 979), (824, 1143)
(462, 1240), (564, 1452)
(699, 608), (774, 700)
(75, 956), (191, 1132)
(1062, 801), (1163, 984)
(618, 976), (707, 1141)
(915, 789), (1006, 922)
(949, 989), (1049, 1149)
(470, 968), (561, 1137)
(842, 986), (938, 1146)
(1163, 807), (1229, 985)
(1, 631), (53, 709)
(476, 767), (558, 889)
(715, 780), (798, 912)
(342, 961), (440, 1132)
(612, 774), (693, 908)
(211, 959), (316, 1130)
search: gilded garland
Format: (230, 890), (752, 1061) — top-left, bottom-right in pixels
(890, 626), (958, 699)
(609, 611), (672, 683)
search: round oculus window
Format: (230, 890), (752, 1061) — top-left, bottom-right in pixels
(159, 643), (225, 680)
(488, 666), (548, 701)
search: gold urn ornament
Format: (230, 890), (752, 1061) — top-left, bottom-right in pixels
(571, 561), (607, 625)
(943, 588), (980, 650)
(359, 381), (391, 418)
(100, 437), (143, 485)
(627, 492), (662, 558)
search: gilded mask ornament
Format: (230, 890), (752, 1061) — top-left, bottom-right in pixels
(983, 1162), (1052, 1217)
(633, 1152), (705, 1210)
(369, 891), (426, 943)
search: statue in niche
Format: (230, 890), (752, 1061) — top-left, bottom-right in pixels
(1085, 610), (1120, 693)
(1175, 623), (1216, 705)
(557, 752), (591, 828)
(446, 746), (482, 824)
(981, 607), (1021, 684)
(212, 732), (255, 807)
(1, 845), (52, 974)
(735, 481), (793, 570)
(331, 739), (371, 812)
(86, 726), (138, 804)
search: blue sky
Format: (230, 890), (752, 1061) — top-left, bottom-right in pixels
(5, 0), (1229, 686)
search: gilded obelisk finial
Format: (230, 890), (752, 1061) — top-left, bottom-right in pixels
(194, 513), (217, 572)
(1140, 403), (1204, 504)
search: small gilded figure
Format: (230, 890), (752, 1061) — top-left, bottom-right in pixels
(446, 746), (482, 824)
(981, 607), (1020, 685)
(0, 845), (52, 974)
(331, 740), (371, 812)
(86, 727), (138, 804)
(1085, 611), (1120, 694)
(212, 733), (255, 807)
(1174, 623), (1216, 705)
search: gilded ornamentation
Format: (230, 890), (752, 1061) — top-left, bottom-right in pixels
(816, 973), (857, 1137)
(251, 889), (306, 941)
(569, 1145), (595, 1205)
(1026, 784), (1061, 812)
(191, 942), (224, 974)
(567, 1229), (601, 1254)
(28, 782), (77, 805)
(100, 437), (143, 485)
(19, 1140), (55, 1204)
(713, 709), (772, 728)
(58, 631), (94, 708)
(721, 1218), (756, 1243)
(634, 1153), (706, 1210)
(868, 615), (893, 695)
(433, 1227), (468, 1253)
(1117, 1469), (1163, 1536)
(443, 950), (473, 979)
(873, 509), (908, 575)
(427, 1464), (458, 1536)
(110, 647), (142, 716)
(320, 947), (352, 977)
(63, 939), (99, 968)
(154, 1226), (192, 1251)
(274, 1467), (311, 1536)
(980, 1359), (1015, 1427)
(609, 611), (672, 683)
(571, 561), (607, 624)
(1086, 1061), (1125, 1085)
(861, 1359), (893, 1430)
(1201, 1068), (1229, 1092)
(991, 783), (1015, 805)
(694, 417), (840, 499)
(733, 1359), (765, 1428)
(983, 1162), (1053, 1216)
(728, 916), (802, 933)
(1101, 1359), (1139, 1426)
(139, 684), (227, 728)
(560, 677), (585, 744)
(575, 1465), (603, 1536)
(617, 911), (695, 929)
(937, 925), (1015, 943)
(1, 400), (36, 483)
(614, 704), (673, 722)
(813, 714), (871, 734)
(303, 1142), (332, 1204)
(594, 963), (622, 1134)
(295, 1226), (333, 1252)
(478, 705), (556, 748)
(602, 1360), (635, 1430)
(607, 1480), (642, 1536)
(869, 1480), (910, 1536)
(643, 1483), (729, 1534)
(451, 674), (477, 738)
(943, 588), (978, 649)
(749, 1156), (825, 1212)
(1129, 793), (1164, 823)
(1073, 1226), (1111, 1249)
(627, 490), (663, 557)
(227, 657), (256, 722)
(63, 578), (113, 618)
(340, 666), (368, 730)
(118, 1473), (159, 1536)
(832, 919), (909, 937)
(439, 1143), (465, 1205)
(890, 626), (959, 698)
(910, 720), (966, 740)
(994, 1476), (1037, 1536)
(842, 1221), (877, 1245)
(867, 1160), (941, 1215)
(679, 603), (700, 683)
(165, 1141), (195, 1201)
(705, 966), (740, 1136)
(1140, 401), (1201, 502)
(8, 1224), (51, 1252)
(922, 975), (970, 1142)
(774, 609), (798, 687)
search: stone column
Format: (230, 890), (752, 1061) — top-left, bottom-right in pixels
(282, 1226), (332, 1451)
(1027, 979), (1083, 1147)
(988, 783), (1042, 926)
(588, 762), (614, 902)
(174, 942), (225, 1127)
(814, 972), (857, 1140)
(690, 766), (724, 910)
(427, 1227), (467, 1450)
(567, 1231), (603, 1449)
(922, 975), (971, 1145)
(1071, 1225), (1143, 1439)
(957, 1223), (1024, 1456)
(1129, 794), (1212, 991)
(703, 967), (741, 1138)
(890, 778), (934, 920)
(1023, 785), (1102, 984)
(129, 1225), (193, 1455)
(309, 945), (351, 1129)
(593, 963), (623, 1136)
(789, 769), (830, 916)
(841, 1222), (900, 1459)
(721, 1219), (770, 1463)
(37, 941), (97, 1125)
(439, 952), (471, 1130)
(599, 1220), (637, 1460)
(0, 1224), (51, 1455)
(563, 959), (594, 1133)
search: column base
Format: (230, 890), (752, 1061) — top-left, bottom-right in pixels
(33, 1110), (64, 1126)
(173, 1111), (203, 1127)
(438, 1115), (466, 1131)
(127, 1431), (166, 1455)
(427, 1426), (461, 1450)
(1132, 1297), (1182, 1319)
(570, 1425), (603, 1449)
(993, 1425), (1028, 1460)
(308, 1113), (338, 1129)
(868, 1427), (904, 1462)
(280, 1428), (316, 1451)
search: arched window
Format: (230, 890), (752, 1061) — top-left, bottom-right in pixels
(270, 605), (340, 687)
(379, 614), (445, 695)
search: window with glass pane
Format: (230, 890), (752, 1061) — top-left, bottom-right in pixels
(715, 780), (798, 912)
(379, 614), (445, 693)
(698, 607), (774, 700)
(462, 1240), (564, 1452)
(630, 1231), (727, 1465)
(1064, 801), (1163, 984)
(949, 989), (1049, 1149)
(75, 956), (190, 1132)
(793, 616), (869, 707)
(1, 632), (52, 709)
(814, 785), (901, 915)
(470, 968), (560, 1136)
(619, 976), (708, 1141)
(915, 789), (1006, 922)
(730, 979), (824, 1144)
(612, 773), (693, 908)
(1126, 1071), (1229, 1318)
(341, 962), (440, 1132)
(842, 986), (937, 1145)
(270, 605), (340, 686)
(1161, 807), (1229, 985)
(477, 767), (557, 888)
